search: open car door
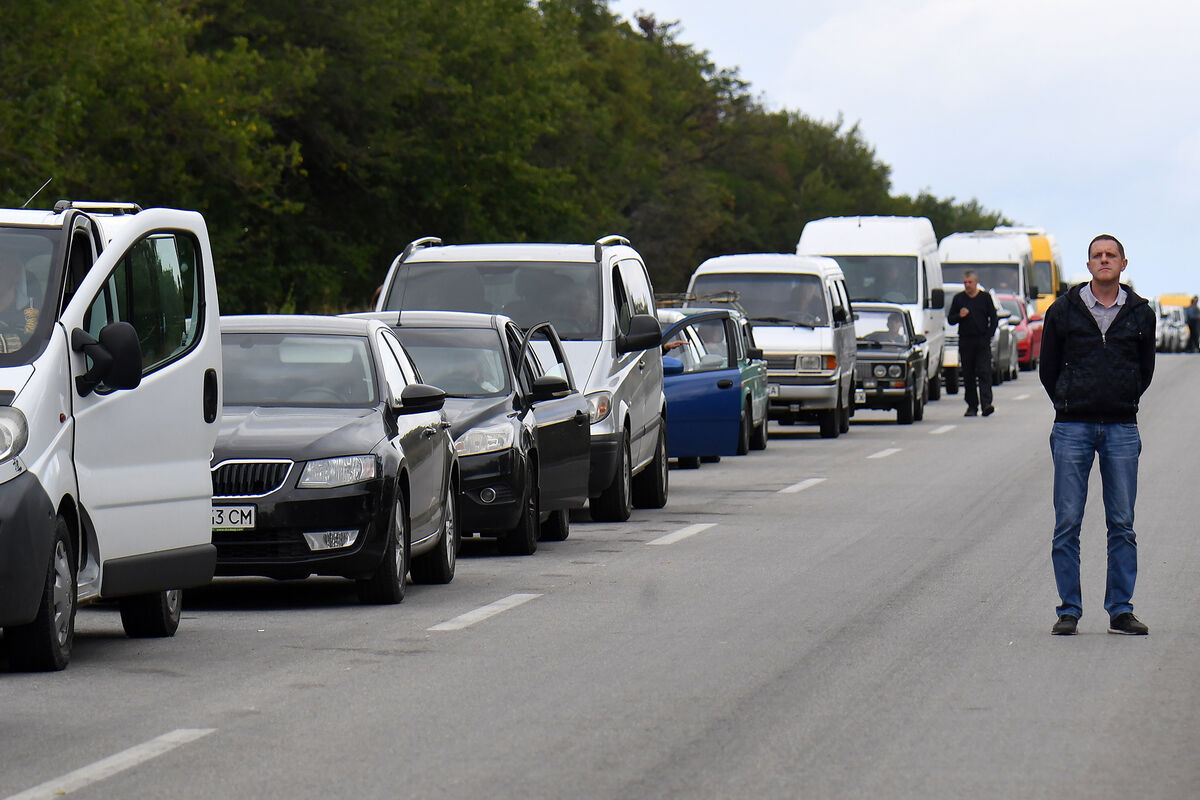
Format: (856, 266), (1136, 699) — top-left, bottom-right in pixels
(660, 311), (741, 459)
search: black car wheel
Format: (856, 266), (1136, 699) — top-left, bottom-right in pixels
(591, 432), (632, 522)
(7, 516), (76, 672)
(750, 412), (768, 450)
(927, 367), (941, 400)
(898, 391), (915, 424)
(358, 491), (409, 604)
(736, 405), (751, 455)
(412, 476), (458, 583)
(500, 462), (539, 555)
(819, 395), (841, 439)
(632, 423), (668, 509)
(119, 589), (182, 638)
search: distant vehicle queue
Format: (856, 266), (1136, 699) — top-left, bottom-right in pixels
(9, 199), (1191, 673)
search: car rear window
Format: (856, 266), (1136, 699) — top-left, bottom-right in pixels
(222, 332), (377, 407)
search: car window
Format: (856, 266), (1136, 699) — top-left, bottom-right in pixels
(375, 330), (409, 402)
(82, 231), (202, 389)
(618, 258), (654, 317)
(394, 326), (510, 398)
(222, 332), (377, 407)
(612, 268), (632, 335)
(379, 329), (419, 384)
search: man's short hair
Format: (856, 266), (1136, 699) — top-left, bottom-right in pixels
(1089, 234), (1125, 259)
(962, 269), (978, 281)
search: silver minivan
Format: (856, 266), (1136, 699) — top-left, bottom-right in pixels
(687, 254), (856, 438)
(376, 236), (667, 521)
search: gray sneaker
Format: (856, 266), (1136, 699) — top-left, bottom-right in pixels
(1108, 612), (1149, 635)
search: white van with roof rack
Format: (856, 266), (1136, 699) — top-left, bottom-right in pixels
(796, 215), (945, 402)
(0, 200), (222, 670)
(685, 254), (856, 438)
(376, 235), (667, 522)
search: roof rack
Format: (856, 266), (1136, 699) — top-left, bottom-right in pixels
(594, 234), (630, 262)
(53, 200), (142, 215)
(400, 236), (442, 262)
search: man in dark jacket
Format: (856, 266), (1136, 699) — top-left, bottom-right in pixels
(947, 270), (998, 416)
(1039, 234), (1155, 636)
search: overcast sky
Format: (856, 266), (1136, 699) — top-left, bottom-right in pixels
(610, 0), (1197, 298)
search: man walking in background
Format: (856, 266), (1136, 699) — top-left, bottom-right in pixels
(1185, 296), (1199, 353)
(1040, 235), (1156, 636)
(947, 270), (997, 417)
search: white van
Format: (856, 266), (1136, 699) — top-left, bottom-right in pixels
(796, 216), (946, 401)
(0, 201), (222, 670)
(686, 254), (855, 438)
(938, 230), (1037, 303)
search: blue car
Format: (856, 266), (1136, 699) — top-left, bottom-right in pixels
(658, 310), (747, 468)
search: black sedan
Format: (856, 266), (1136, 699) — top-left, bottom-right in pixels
(852, 303), (928, 424)
(351, 311), (590, 555)
(211, 315), (459, 603)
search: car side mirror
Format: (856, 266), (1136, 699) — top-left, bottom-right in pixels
(747, 347), (764, 361)
(929, 288), (945, 309)
(530, 374), (571, 402)
(914, 334), (927, 344)
(832, 306), (849, 324)
(71, 322), (142, 396)
(397, 383), (446, 414)
(662, 356), (684, 375)
(617, 314), (663, 354)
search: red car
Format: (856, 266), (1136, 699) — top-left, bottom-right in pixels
(997, 293), (1043, 370)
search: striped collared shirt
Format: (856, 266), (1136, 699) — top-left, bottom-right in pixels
(1080, 282), (1127, 336)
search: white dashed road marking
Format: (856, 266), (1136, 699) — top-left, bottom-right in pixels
(6, 728), (216, 800)
(778, 478), (827, 494)
(1014, 393), (1030, 401)
(867, 448), (902, 459)
(647, 523), (717, 546)
(929, 425), (956, 435)
(428, 593), (543, 631)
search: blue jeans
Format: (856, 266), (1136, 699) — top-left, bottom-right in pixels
(1050, 421), (1141, 620)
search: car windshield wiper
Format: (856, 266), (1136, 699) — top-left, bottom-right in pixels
(751, 316), (814, 329)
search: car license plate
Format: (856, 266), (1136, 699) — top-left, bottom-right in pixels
(212, 505), (256, 531)
(768, 384), (780, 397)
(854, 389), (866, 404)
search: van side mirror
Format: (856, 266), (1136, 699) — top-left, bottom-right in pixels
(397, 383), (446, 414)
(617, 314), (662, 354)
(71, 322), (142, 396)
(833, 306), (848, 324)
(929, 288), (945, 309)
(914, 334), (927, 344)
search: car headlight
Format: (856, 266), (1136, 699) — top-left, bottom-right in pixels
(298, 456), (378, 488)
(455, 423), (514, 456)
(888, 365), (903, 378)
(797, 354), (823, 371)
(586, 391), (613, 424)
(872, 364), (887, 378)
(0, 407), (28, 463)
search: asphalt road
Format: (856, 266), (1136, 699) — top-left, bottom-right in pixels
(3, 357), (1199, 799)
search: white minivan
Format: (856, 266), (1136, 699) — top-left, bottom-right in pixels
(686, 254), (856, 438)
(797, 216), (946, 401)
(938, 230), (1037, 303)
(0, 201), (222, 670)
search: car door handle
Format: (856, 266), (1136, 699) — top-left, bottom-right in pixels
(717, 379), (734, 389)
(638, 359), (646, 370)
(574, 410), (588, 426)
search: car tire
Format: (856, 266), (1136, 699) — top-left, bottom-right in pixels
(898, 391), (915, 424)
(736, 406), (751, 455)
(838, 391), (851, 434)
(945, 368), (959, 395)
(6, 516), (76, 672)
(412, 476), (458, 583)
(119, 589), (182, 638)
(927, 367), (941, 401)
(914, 388), (925, 421)
(819, 396), (841, 439)
(676, 456), (701, 469)
(632, 423), (668, 509)
(591, 433), (632, 522)
(540, 508), (570, 542)
(357, 491), (409, 604)
(750, 414), (768, 450)
(500, 462), (539, 555)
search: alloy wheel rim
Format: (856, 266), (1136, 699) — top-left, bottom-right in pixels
(394, 502), (406, 581)
(444, 489), (456, 570)
(164, 589), (182, 618)
(51, 539), (72, 647)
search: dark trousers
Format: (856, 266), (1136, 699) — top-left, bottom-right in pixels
(960, 337), (993, 410)
(1188, 323), (1199, 352)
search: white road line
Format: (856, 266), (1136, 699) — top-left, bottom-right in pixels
(1014, 393), (1030, 401)
(867, 448), (902, 459)
(929, 425), (956, 435)
(6, 728), (215, 800)
(779, 477), (826, 494)
(647, 523), (716, 546)
(428, 593), (543, 631)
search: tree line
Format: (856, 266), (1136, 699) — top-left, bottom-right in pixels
(0, 0), (1009, 313)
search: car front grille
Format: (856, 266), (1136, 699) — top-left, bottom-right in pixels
(212, 460), (293, 498)
(765, 354), (798, 371)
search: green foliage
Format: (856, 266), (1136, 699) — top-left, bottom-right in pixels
(0, 0), (1011, 309)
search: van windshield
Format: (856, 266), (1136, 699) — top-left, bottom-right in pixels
(690, 273), (827, 327)
(943, 262), (1019, 294)
(0, 226), (63, 367)
(383, 261), (602, 340)
(829, 255), (917, 304)
(1034, 260), (1053, 294)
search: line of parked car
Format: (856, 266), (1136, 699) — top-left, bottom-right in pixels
(0, 201), (1066, 672)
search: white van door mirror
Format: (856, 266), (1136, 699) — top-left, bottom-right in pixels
(929, 288), (945, 309)
(71, 322), (142, 396)
(617, 313), (662, 354)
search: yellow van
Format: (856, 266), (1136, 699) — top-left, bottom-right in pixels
(994, 227), (1064, 314)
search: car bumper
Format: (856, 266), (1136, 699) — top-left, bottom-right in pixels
(855, 383), (911, 409)
(458, 449), (528, 534)
(213, 480), (391, 580)
(0, 470), (58, 626)
(767, 376), (839, 415)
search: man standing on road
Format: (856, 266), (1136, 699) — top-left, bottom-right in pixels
(1040, 235), (1156, 636)
(947, 271), (997, 417)
(1185, 296), (1199, 353)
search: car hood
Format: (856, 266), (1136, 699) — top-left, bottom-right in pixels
(214, 406), (386, 463)
(441, 396), (517, 439)
(752, 325), (832, 353)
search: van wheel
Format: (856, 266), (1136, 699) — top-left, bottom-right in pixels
(898, 392), (915, 424)
(500, 463), (539, 555)
(358, 492), (408, 604)
(750, 415), (768, 450)
(838, 393), (851, 434)
(7, 517), (76, 671)
(120, 589), (182, 638)
(819, 397), (841, 439)
(412, 476), (458, 582)
(540, 508), (570, 542)
(632, 424), (668, 509)
(591, 433), (632, 522)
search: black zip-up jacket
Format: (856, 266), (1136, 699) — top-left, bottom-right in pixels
(947, 290), (998, 339)
(1039, 284), (1156, 423)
